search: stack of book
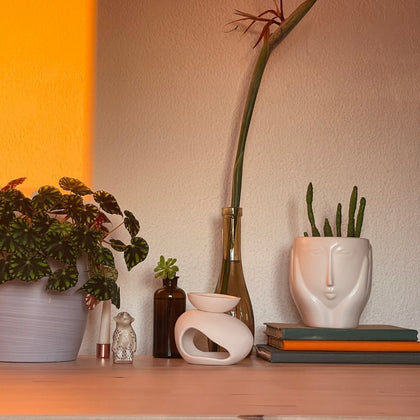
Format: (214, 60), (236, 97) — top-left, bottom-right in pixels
(255, 323), (420, 364)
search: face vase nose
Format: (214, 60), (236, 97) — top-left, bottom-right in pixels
(326, 267), (334, 287)
(325, 251), (335, 292)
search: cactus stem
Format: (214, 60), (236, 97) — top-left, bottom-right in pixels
(323, 218), (333, 236)
(306, 182), (320, 237)
(336, 202), (342, 237)
(355, 197), (366, 237)
(347, 186), (358, 237)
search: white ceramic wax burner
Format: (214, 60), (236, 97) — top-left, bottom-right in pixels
(174, 293), (253, 365)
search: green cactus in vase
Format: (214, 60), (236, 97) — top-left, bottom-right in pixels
(304, 183), (366, 237)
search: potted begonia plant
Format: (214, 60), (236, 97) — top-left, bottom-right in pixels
(0, 176), (149, 362)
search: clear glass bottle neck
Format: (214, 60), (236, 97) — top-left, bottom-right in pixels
(222, 207), (242, 261)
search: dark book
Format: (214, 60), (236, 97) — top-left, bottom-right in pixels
(255, 344), (420, 364)
(264, 323), (418, 341)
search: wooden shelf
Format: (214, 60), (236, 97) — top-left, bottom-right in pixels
(1, 355), (420, 418)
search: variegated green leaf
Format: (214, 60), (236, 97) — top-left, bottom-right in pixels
(9, 252), (51, 281)
(0, 225), (16, 252)
(47, 220), (74, 237)
(19, 197), (33, 217)
(0, 195), (14, 224)
(61, 194), (84, 222)
(59, 177), (93, 196)
(111, 287), (120, 308)
(123, 210), (140, 238)
(32, 186), (62, 211)
(71, 227), (104, 253)
(109, 238), (125, 252)
(81, 276), (120, 307)
(90, 246), (115, 267)
(44, 232), (77, 264)
(93, 191), (122, 216)
(81, 204), (100, 225)
(123, 237), (149, 271)
(31, 212), (55, 235)
(0, 257), (11, 283)
(1, 189), (32, 218)
(46, 265), (79, 291)
(9, 218), (41, 249)
(89, 263), (118, 282)
(1, 189), (24, 205)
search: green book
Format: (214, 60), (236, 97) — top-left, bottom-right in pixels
(264, 323), (418, 341)
(255, 344), (420, 364)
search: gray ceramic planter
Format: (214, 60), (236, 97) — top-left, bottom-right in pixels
(0, 259), (88, 362)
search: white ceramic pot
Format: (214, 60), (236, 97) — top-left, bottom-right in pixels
(0, 258), (89, 362)
(289, 237), (372, 328)
(175, 293), (253, 365)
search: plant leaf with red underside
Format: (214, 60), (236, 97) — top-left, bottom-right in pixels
(1, 177), (26, 192)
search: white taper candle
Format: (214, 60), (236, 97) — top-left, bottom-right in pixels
(98, 300), (111, 344)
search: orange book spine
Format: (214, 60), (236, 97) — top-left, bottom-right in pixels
(280, 340), (420, 352)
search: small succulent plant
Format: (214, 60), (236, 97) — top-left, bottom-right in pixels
(0, 177), (149, 308)
(154, 256), (179, 280)
(304, 182), (366, 237)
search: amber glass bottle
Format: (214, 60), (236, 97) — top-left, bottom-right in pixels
(210, 207), (254, 352)
(153, 277), (186, 358)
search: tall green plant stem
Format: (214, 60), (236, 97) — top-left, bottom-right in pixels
(220, 0), (317, 298)
(231, 0), (317, 208)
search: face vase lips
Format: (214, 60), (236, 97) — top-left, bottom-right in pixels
(325, 288), (336, 300)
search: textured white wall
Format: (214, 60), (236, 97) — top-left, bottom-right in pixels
(81, 0), (420, 354)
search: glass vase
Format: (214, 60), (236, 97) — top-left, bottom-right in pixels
(213, 207), (254, 345)
(153, 276), (186, 358)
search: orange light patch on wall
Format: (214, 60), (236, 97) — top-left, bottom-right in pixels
(0, 1), (96, 196)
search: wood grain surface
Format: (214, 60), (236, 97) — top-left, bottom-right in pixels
(1, 355), (419, 417)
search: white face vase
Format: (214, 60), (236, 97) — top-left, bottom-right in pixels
(289, 237), (372, 328)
